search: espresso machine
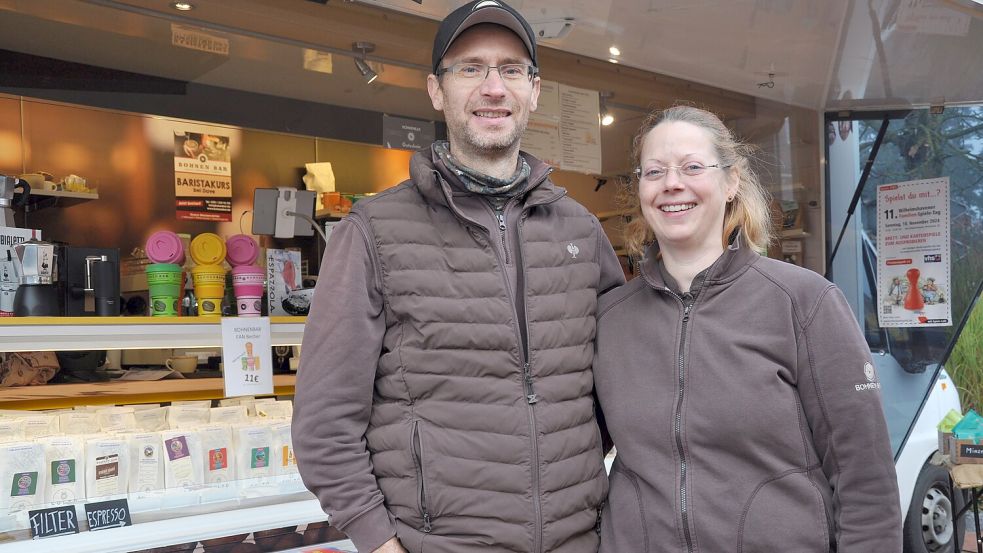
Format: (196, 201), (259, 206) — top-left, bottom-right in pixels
(59, 246), (120, 316)
(11, 239), (60, 316)
(0, 175), (30, 227)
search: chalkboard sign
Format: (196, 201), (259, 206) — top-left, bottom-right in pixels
(28, 506), (80, 539)
(84, 498), (132, 531)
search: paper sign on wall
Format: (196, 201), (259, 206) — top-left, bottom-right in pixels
(221, 317), (274, 397)
(876, 177), (952, 327)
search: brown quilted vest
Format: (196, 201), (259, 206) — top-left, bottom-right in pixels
(357, 153), (607, 553)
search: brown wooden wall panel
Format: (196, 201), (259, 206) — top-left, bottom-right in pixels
(0, 96), (22, 175)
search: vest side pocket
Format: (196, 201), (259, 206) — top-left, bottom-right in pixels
(411, 420), (433, 534)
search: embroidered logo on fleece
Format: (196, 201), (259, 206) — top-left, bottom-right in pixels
(855, 361), (881, 391)
(567, 243), (580, 259)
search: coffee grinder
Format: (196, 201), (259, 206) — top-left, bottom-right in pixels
(11, 239), (60, 316)
(60, 246), (120, 316)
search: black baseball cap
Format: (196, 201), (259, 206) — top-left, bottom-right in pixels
(431, 0), (538, 74)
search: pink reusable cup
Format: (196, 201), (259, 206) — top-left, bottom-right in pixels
(232, 265), (265, 317)
(225, 234), (260, 267)
(145, 231), (186, 265)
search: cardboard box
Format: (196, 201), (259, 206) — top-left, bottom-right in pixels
(939, 430), (952, 457)
(949, 435), (983, 465)
(266, 248), (302, 316)
(0, 227), (42, 284)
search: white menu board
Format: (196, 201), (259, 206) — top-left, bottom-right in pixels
(558, 84), (602, 175)
(521, 80), (561, 167)
(876, 177), (952, 328)
(520, 80), (601, 175)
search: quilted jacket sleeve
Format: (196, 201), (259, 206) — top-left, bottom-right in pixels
(292, 214), (396, 553)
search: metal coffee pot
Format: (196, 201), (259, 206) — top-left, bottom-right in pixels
(11, 238), (59, 316)
(0, 174), (30, 227)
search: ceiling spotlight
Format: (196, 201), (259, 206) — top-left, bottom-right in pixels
(608, 58), (619, 64)
(170, 1), (195, 10)
(352, 41), (379, 84)
(599, 91), (615, 126)
(609, 46), (621, 56)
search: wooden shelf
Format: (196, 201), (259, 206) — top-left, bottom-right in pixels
(0, 316), (306, 352)
(0, 374), (296, 410)
(779, 228), (811, 239)
(24, 188), (99, 211)
(314, 209), (347, 220)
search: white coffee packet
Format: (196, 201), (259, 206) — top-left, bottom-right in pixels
(58, 411), (99, 435)
(255, 400), (292, 420)
(271, 422), (298, 475)
(127, 432), (164, 493)
(133, 407), (168, 432)
(85, 437), (129, 499)
(166, 405), (210, 429)
(0, 442), (46, 513)
(96, 406), (137, 433)
(209, 406), (248, 425)
(21, 413), (60, 440)
(0, 418), (26, 444)
(247, 397), (277, 418)
(38, 435), (86, 504)
(198, 424), (235, 484)
(160, 430), (205, 489)
(234, 424), (274, 479)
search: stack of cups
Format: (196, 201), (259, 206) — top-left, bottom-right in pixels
(145, 231), (186, 317)
(189, 233), (227, 317)
(226, 234), (263, 317)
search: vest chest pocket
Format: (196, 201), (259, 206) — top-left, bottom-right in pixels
(411, 420), (433, 533)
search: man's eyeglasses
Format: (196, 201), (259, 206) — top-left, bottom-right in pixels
(436, 63), (538, 83)
(634, 162), (730, 181)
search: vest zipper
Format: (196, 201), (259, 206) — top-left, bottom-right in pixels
(515, 211), (543, 553)
(669, 291), (696, 553)
(496, 207), (511, 265)
(523, 362), (538, 404)
(411, 421), (433, 533)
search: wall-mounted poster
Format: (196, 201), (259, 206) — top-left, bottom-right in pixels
(876, 177), (951, 328)
(174, 129), (232, 221)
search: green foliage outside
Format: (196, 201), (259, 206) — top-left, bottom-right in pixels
(949, 295), (983, 411)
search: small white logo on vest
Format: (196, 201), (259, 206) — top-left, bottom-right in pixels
(567, 243), (579, 259)
(856, 361), (881, 391)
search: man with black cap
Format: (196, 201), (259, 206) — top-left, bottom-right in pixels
(293, 1), (624, 552)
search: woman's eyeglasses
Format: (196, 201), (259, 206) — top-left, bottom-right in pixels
(634, 162), (730, 181)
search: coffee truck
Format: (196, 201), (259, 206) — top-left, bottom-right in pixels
(0, 1), (981, 551)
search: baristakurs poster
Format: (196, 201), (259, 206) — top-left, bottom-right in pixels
(173, 128), (232, 222)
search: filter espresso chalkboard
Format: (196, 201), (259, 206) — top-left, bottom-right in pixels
(84, 498), (132, 531)
(28, 506), (80, 539)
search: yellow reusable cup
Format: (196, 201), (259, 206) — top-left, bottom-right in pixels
(192, 264), (226, 317)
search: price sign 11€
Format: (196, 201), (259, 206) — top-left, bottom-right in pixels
(221, 317), (274, 397)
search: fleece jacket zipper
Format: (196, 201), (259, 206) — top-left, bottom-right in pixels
(668, 290), (696, 553)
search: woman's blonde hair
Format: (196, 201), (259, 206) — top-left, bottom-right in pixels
(621, 105), (773, 257)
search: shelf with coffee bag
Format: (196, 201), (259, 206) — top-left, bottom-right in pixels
(0, 316), (305, 352)
(0, 374), (298, 410)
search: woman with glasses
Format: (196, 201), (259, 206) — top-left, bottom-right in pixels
(593, 105), (901, 552)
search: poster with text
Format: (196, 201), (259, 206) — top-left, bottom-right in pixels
(222, 317), (274, 397)
(558, 84), (602, 175)
(174, 129), (232, 221)
(521, 79), (561, 167)
(876, 177), (951, 327)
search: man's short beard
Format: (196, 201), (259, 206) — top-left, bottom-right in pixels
(462, 125), (523, 153)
